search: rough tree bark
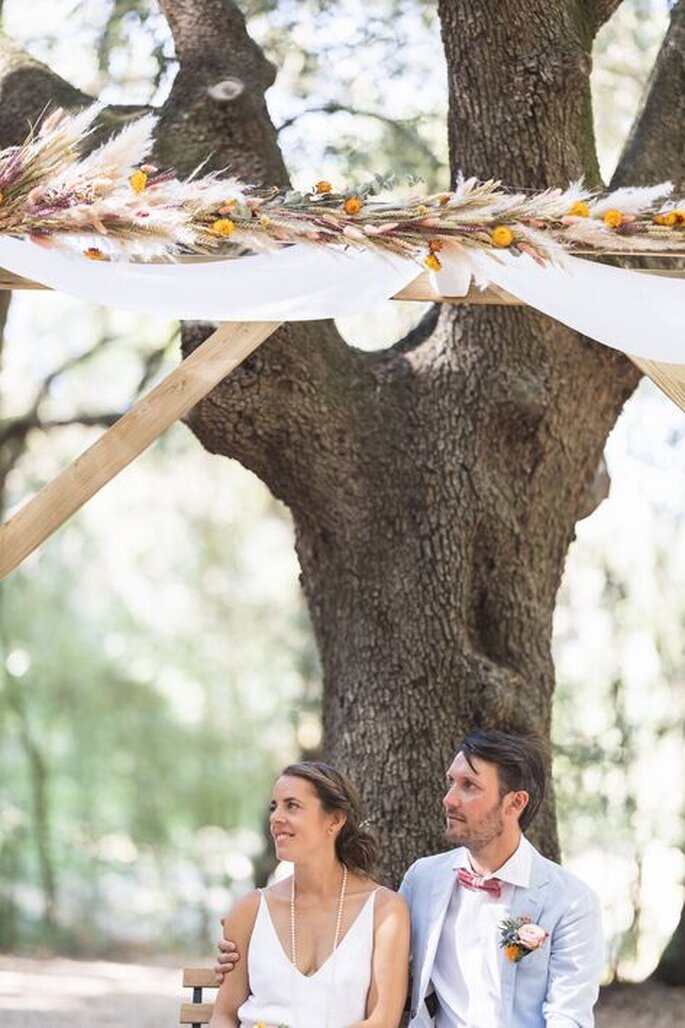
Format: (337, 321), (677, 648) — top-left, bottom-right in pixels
(0, 1), (683, 896)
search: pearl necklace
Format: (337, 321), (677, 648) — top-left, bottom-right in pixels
(290, 864), (348, 972)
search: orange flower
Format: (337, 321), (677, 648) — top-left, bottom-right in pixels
(0, 191), (4, 205)
(654, 211), (677, 227)
(315, 180), (332, 194)
(83, 247), (108, 261)
(343, 196), (363, 215)
(424, 253), (442, 272)
(438, 193), (451, 206)
(567, 201), (590, 218)
(504, 944), (522, 963)
(428, 239), (443, 252)
(491, 225), (514, 248)
(603, 209), (623, 228)
(674, 210), (685, 224)
(211, 218), (236, 237)
(129, 169), (148, 194)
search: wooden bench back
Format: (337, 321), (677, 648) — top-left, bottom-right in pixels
(180, 968), (218, 1025)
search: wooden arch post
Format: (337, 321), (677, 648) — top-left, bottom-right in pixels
(0, 318), (280, 579)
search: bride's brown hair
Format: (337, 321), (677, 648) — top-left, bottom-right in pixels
(281, 762), (378, 875)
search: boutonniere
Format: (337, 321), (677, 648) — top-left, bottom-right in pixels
(499, 915), (548, 962)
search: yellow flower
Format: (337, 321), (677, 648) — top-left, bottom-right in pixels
(424, 252), (442, 272)
(259, 214), (271, 227)
(211, 218), (236, 237)
(415, 204), (428, 216)
(343, 196), (363, 215)
(129, 169), (148, 194)
(603, 209), (623, 228)
(654, 211), (677, 227)
(83, 247), (108, 261)
(315, 180), (332, 194)
(567, 201), (590, 217)
(438, 193), (451, 206)
(491, 225), (514, 248)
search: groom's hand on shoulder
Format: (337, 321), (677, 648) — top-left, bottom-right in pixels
(214, 918), (241, 983)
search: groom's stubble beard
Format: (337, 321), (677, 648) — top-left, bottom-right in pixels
(445, 797), (505, 853)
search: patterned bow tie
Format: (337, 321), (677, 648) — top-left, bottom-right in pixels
(457, 867), (502, 898)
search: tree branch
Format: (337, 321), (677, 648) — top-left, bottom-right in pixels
(0, 332), (174, 470)
(611, 0), (685, 189)
(153, 0), (286, 183)
(0, 31), (151, 151)
(148, 1), (396, 506)
(594, 0), (625, 31)
(0, 30), (92, 146)
(276, 101), (443, 172)
(0, 411), (122, 447)
(157, 0), (275, 87)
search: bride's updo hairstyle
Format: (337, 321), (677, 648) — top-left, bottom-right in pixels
(281, 761), (378, 876)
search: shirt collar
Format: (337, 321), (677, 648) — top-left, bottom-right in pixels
(451, 834), (532, 888)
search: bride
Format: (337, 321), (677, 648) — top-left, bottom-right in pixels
(209, 761), (409, 1028)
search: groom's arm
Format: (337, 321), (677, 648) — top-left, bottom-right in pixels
(398, 863), (415, 908)
(542, 886), (604, 1027)
(398, 861), (440, 1026)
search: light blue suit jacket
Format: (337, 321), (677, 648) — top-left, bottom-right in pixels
(399, 839), (603, 1027)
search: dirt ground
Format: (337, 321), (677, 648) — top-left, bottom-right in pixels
(0, 955), (683, 1026)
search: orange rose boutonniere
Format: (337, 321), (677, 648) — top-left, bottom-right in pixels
(499, 915), (548, 962)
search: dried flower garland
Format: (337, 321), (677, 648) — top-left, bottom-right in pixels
(1, 105), (685, 270)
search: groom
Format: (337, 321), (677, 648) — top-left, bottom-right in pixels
(400, 729), (603, 1026)
(215, 729), (604, 1026)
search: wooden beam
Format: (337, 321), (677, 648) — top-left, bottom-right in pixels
(182, 969), (219, 989)
(1, 263), (684, 296)
(0, 320), (280, 579)
(179, 1001), (214, 1024)
(629, 356), (685, 412)
(395, 275), (685, 415)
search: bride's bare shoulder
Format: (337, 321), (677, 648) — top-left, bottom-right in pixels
(222, 889), (261, 936)
(373, 886), (410, 918)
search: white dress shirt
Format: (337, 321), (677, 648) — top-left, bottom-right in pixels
(432, 837), (532, 1028)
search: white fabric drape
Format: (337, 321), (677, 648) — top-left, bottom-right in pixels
(1, 235), (684, 364)
(437, 250), (685, 365)
(0, 237), (419, 322)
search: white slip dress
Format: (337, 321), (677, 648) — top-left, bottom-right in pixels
(238, 888), (377, 1028)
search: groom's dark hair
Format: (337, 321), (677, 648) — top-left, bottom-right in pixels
(460, 729), (548, 831)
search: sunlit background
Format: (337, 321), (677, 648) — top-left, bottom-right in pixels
(0, 0), (682, 982)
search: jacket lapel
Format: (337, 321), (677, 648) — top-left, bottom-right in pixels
(499, 848), (551, 1027)
(418, 857), (458, 1004)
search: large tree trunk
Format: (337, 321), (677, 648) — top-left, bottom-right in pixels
(1, 0), (683, 887)
(185, 0), (638, 875)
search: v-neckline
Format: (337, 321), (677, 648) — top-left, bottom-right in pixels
(262, 887), (376, 980)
